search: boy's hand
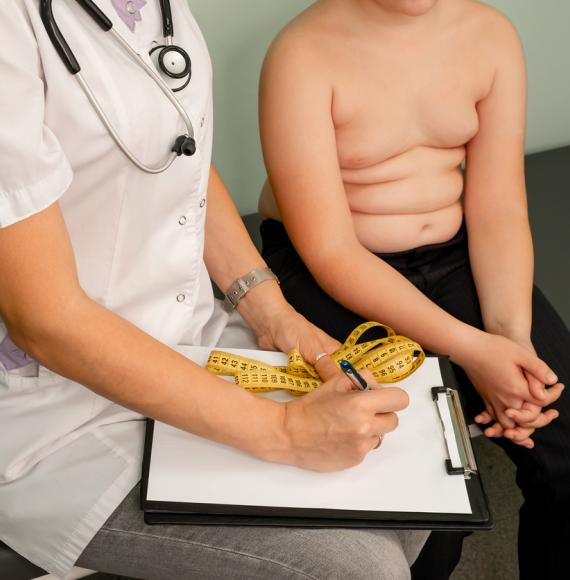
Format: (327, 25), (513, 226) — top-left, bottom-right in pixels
(461, 333), (557, 422)
(475, 384), (563, 448)
(468, 335), (563, 448)
(456, 333), (559, 442)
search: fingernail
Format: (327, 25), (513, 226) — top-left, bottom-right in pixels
(547, 372), (558, 384)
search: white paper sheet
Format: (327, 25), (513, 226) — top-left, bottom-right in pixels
(147, 348), (472, 515)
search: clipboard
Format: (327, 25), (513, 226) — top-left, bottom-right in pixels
(141, 348), (492, 531)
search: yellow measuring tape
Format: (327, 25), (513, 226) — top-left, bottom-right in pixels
(206, 322), (425, 396)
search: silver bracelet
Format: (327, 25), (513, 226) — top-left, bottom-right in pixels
(224, 267), (279, 309)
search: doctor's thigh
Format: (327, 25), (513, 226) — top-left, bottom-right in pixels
(77, 483), (429, 580)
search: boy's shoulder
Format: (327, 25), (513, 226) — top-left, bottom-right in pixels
(461, 1), (522, 46)
(270, 1), (521, 50)
(264, 0), (523, 74)
(263, 2), (340, 74)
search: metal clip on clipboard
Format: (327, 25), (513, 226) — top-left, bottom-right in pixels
(432, 387), (478, 479)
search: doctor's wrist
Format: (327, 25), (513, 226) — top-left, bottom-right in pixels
(249, 397), (295, 465)
(236, 281), (290, 337)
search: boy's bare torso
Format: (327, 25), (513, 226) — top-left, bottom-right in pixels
(260, 0), (502, 252)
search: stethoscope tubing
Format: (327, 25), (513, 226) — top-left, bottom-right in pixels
(90, 28), (196, 174)
(40, 0), (195, 174)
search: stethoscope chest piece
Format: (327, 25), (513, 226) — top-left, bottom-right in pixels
(149, 43), (192, 92)
(40, 0), (197, 173)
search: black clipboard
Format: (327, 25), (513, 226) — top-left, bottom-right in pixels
(141, 357), (492, 531)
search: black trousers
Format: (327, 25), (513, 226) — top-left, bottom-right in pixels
(261, 218), (570, 580)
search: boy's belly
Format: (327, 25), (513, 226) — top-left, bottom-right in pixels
(350, 201), (464, 253)
(342, 146), (465, 252)
(259, 146), (466, 253)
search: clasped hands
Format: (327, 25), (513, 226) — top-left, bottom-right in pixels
(463, 333), (564, 449)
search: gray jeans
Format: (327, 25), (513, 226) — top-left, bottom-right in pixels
(77, 484), (429, 580)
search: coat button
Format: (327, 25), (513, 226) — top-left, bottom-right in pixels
(200, 198), (206, 208)
(176, 293), (186, 303)
(178, 216), (187, 226)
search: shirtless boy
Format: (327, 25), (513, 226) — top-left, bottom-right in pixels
(258, 1), (570, 578)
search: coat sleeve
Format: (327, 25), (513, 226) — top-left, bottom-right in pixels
(0, 0), (73, 228)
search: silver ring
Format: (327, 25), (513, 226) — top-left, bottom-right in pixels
(315, 352), (329, 363)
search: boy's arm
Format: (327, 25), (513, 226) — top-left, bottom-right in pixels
(463, 16), (566, 436)
(463, 15), (533, 348)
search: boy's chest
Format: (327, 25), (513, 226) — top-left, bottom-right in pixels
(331, 39), (491, 167)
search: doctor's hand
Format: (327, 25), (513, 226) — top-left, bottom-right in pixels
(249, 299), (341, 363)
(282, 369), (409, 472)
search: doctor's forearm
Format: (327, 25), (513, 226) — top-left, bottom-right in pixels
(203, 165), (293, 334)
(9, 297), (290, 462)
(204, 166), (268, 290)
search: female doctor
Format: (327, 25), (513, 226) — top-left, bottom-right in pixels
(0, 1), (428, 578)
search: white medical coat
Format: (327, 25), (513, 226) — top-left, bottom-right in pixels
(0, 1), (253, 576)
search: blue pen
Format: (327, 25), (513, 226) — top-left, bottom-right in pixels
(339, 360), (369, 390)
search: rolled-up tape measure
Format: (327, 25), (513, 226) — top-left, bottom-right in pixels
(206, 322), (425, 396)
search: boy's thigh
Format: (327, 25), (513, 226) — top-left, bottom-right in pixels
(520, 287), (570, 490)
(78, 486), (427, 580)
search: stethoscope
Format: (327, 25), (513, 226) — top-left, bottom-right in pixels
(40, 0), (196, 174)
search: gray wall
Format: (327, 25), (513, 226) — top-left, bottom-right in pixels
(189, 0), (570, 214)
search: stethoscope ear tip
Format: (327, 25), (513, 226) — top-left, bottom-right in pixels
(172, 135), (197, 157)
